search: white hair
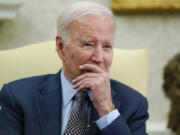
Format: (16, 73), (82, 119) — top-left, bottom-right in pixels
(57, 1), (115, 44)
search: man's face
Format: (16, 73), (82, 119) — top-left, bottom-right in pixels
(57, 14), (114, 81)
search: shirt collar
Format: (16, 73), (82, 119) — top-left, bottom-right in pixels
(60, 69), (92, 107)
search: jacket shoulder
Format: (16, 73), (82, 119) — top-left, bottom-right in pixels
(3, 74), (52, 91)
(0, 74), (55, 101)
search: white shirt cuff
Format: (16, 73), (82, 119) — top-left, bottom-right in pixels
(96, 109), (120, 130)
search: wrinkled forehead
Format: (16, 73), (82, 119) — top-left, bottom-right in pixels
(70, 14), (115, 36)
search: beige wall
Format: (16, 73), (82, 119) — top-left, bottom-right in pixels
(1, 0), (180, 130)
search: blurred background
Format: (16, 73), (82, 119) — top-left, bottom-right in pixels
(0, 0), (180, 134)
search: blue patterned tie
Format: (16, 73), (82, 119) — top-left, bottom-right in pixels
(64, 91), (88, 135)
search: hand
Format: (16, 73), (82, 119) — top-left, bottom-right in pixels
(72, 64), (115, 117)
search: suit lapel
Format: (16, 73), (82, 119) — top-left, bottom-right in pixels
(111, 86), (121, 110)
(34, 71), (62, 135)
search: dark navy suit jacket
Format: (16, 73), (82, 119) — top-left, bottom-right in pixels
(0, 71), (149, 135)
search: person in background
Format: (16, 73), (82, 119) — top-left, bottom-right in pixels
(163, 53), (180, 135)
(0, 1), (149, 135)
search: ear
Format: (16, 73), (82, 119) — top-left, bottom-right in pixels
(56, 35), (65, 60)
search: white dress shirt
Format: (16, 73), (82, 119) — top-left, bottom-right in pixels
(60, 69), (120, 135)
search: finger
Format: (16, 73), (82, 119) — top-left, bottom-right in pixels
(72, 73), (98, 84)
(77, 83), (91, 91)
(73, 79), (85, 89)
(77, 79), (95, 91)
(73, 78), (93, 89)
(79, 64), (103, 73)
(73, 78), (95, 90)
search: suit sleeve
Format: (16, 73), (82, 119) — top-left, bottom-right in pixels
(101, 96), (149, 135)
(0, 84), (23, 135)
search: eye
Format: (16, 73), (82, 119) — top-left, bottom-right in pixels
(104, 44), (112, 49)
(84, 43), (93, 47)
(79, 40), (95, 47)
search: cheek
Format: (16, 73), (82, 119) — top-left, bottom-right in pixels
(105, 53), (113, 66)
(70, 52), (86, 66)
(109, 55), (113, 65)
(75, 50), (91, 62)
(71, 53), (75, 60)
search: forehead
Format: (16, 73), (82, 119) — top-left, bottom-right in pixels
(70, 14), (114, 41)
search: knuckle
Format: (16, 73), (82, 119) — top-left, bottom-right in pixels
(104, 73), (109, 78)
(99, 76), (105, 83)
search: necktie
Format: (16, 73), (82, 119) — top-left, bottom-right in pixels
(64, 91), (88, 135)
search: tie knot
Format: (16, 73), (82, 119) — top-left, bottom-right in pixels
(75, 91), (87, 103)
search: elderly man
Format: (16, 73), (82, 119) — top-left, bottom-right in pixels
(0, 1), (149, 135)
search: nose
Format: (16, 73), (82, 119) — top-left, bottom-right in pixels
(91, 47), (103, 63)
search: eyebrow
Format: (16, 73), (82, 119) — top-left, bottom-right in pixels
(80, 39), (95, 43)
(104, 41), (113, 46)
(80, 39), (114, 46)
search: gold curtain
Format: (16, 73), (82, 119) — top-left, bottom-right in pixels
(111, 0), (180, 13)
